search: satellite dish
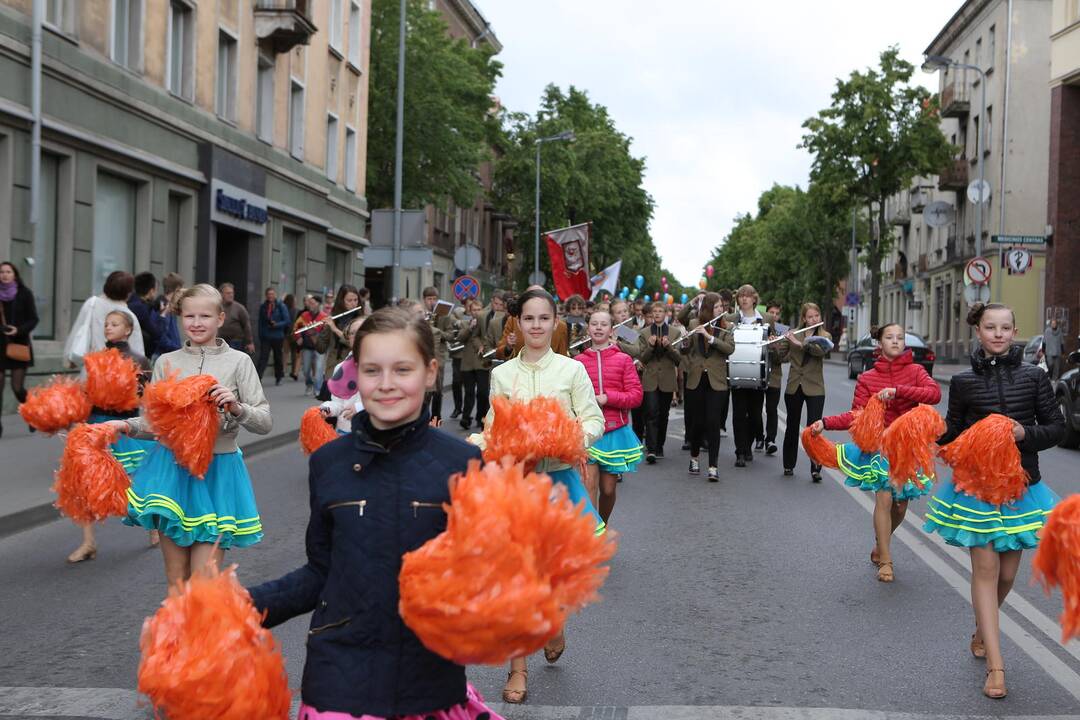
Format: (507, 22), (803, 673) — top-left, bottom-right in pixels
(923, 201), (954, 228)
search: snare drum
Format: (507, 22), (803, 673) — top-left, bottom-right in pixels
(727, 325), (770, 390)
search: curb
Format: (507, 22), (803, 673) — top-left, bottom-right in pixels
(0, 428), (302, 541)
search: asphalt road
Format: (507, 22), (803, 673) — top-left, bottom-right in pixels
(1, 363), (1078, 720)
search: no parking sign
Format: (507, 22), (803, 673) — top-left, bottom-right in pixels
(452, 275), (480, 302)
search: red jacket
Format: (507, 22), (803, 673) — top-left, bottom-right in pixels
(824, 349), (941, 430)
(575, 344), (643, 432)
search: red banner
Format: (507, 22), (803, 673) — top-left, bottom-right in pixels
(544, 223), (591, 300)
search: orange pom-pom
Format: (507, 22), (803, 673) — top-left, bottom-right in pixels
(801, 426), (839, 469)
(482, 395), (586, 470)
(83, 348), (141, 412)
(300, 406), (339, 454)
(1033, 495), (1080, 642)
(51, 422), (129, 524)
(850, 394), (886, 453)
(399, 459), (617, 665)
(882, 404), (945, 490)
(138, 564), (291, 720)
(18, 376), (91, 433)
(939, 414), (1028, 505)
(142, 373), (219, 478)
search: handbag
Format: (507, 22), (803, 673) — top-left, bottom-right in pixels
(0, 303), (31, 363)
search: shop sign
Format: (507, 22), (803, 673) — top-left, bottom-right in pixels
(211, 179), (268, 236)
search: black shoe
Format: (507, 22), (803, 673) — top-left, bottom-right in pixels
(811, 472), (822, 483)
(754, 440), (765, 451)
(783, 468), (794, 477)
(459, 419), (472, 430)
(745, 452), (754, 463)
(275, 378), (282, 386)
(646, 452), (657, 465)
(290, 373), (298, 381)
(766, 442), (778, 456)
(681, 442), (691, 451)
(707, 467), (719, 482)
(735, 457), (746, 468)
(655, 450), (665, 459)
(450, 409), (462, 419)
(688, 459), (700, 475)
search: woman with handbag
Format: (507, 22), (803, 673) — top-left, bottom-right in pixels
(0, 261), (38, 438)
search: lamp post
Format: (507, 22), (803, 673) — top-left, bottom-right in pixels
(922, 54), (988, 261)
(390, 0), (406, 302)
(534, 130), (575, 284)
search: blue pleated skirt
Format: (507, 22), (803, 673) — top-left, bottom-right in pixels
(837, 442), (933, 501)
(587, 424), (643, 474)
(123, 444), (263, 549)
(923, 479), (1059, 552)
(88, 413), (154, 475)
(547, 466), (606, 535)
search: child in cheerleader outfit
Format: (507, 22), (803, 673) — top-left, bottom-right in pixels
(109, 284), (271, 586)
(248, 307), (504, 720)
(812, 323), (941, 583)
(320, 318), (364, 434)
(66, 310), (158, 564)
(576, 308), (643, 525)
(923, 303), (1063, 699)
(469, 287), (605, 705)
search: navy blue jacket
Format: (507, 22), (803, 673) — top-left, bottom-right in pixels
(158, 314), (182, 354)
(248, 411), (482, 717)
(127, 295), (163, 357)
(257, 299), (291, 341)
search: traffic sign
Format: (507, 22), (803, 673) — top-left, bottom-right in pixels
(924, 201), (954, 228)
(967, 179), (992, 205)
(844, 292), (860, 307)
(452, 274), (480, 302)
(453, 244), (482, 272)
(965, 256), (992, 286)
(991, 234), (1046, 245)
(1005, 248), (1033, 274)
(527, 270), (547, 287)
(964, 283), (991, 305)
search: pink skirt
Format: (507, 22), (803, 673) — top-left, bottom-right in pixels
(297, 684), (502, 720)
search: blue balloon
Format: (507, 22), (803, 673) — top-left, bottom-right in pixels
(622, 286), (629, 294)
(634, 275), (645, 289)
(681, 293), (689, 304)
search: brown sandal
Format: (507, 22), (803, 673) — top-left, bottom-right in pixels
(870, 546), (881, 567)
(983, 668), (1006, 699)
(877, 561), (894, 583)
(970, 633), (986, 659)
(502, 669), (528, 704)
(66, 543), (97, 564)
(544, 634), (566, 664)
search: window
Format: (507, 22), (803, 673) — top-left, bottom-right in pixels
(972, 115), (980, 156)
(167, 1), (194, 100)
(988, 26), (996, 70)
(216, 30), (238, 121)
(975, 38), (982, 70)
(45, 0), (76, 34)
(344, 126), (357, 191)
(32, 154), (60, 338)
(166, 195), (184, 275)
(257, 55), (275, 142)
(112, 0), (143, 70)
(348, 1), (363, 68)
(329, 0), (343, 53)
(986, 106), (993, 150)
(326, 114), (339, 181)
(93, 173), (136, 294)
(289, 80), (305, 159)
(326, 245), (349, 291)
(280, 229), (301, 297)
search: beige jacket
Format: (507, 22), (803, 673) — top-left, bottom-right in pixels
(126, 339), (272, 454)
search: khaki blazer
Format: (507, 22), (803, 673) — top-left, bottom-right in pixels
(679, 319), (736, 391)
(782, 327), (830, 396)
(455, 312), (494, 372)
(638, 322), (681, 393)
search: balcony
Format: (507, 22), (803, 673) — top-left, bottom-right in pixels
(938, 159), (969, 191)
(886, 196), (911, 226)
(255, 0), (317, 54)
(917, 253), (929, 274)
(940, 79), (971, 118)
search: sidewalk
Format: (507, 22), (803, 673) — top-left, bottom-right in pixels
(823, 354), (967, 385)
(0, 378), (329, 539)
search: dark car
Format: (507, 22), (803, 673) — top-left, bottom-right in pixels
(847, 332), (936, 379)
(1056, 350), (1080, 449)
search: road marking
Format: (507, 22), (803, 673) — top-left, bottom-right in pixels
(775, 412), (1080, 702)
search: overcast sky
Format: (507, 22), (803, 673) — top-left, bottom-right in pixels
(480, 0), (962, 285)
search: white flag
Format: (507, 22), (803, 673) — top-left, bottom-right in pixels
(589, 260), (622, 300)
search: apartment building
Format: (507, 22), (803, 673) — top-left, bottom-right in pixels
(878, 0), (1051, 361)
(0, 0), (371, 368)
(1048, 0), (1080, 350)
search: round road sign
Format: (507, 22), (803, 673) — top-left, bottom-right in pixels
(453, 244), (482, 272)
(967, 179), (992, 205)
(965, 257), (992, 286)
(1006, 248), (1033, 274)
(452, 275), (480, 302)
(527, 270), (547, 287)
(963, 283), (991, 305)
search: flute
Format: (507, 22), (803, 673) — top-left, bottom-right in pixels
(760, 321), (825, 346)
(671, 315), (730, 347)
(569, 317), (633, 351)
(293, 305), (363, 336)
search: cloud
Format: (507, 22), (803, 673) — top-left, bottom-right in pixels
(480, 0), (962, 284)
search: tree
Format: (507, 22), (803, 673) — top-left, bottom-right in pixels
(366, 0), (502, 210)
(492, 85), (674, 294)
(800, 47), (953, 325)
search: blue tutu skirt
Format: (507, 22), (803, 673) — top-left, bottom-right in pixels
(587, 425), (643, 474)
(547, 466), (606, 535)
(88, 413), (154, 475)
(123, 444), (263, 549)
(923, 479), (1059, 552)
(837, 442), (932, 501)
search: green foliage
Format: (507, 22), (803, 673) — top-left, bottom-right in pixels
(492, 85), (676, 294)
(366, 0), (502, 210)
(799, 47), (953, 324)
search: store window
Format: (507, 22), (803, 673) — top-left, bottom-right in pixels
(31, 154), (60, 338)
(325, 245), (350, 291)
(281, 229), (301, 297)
(93, 173), (136, 294)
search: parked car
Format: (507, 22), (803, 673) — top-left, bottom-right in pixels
(847, 332), (936, 379)
(1056, 350), (1080, 449)
(1023, 334), (1044, 365)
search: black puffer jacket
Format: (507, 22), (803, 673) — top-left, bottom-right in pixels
(941, 345), (1063, 484)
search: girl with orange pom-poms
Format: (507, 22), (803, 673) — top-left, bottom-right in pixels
(103, 284), (272, 588)
(810, 323), (941, 583)
(469, 286), (605, 706)
(65, 310), (157, 564)
(923, 303), (1064, 700)
(247, 307), (506, 720)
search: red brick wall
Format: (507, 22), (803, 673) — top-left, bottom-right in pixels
(1047, 84), (1080, 353)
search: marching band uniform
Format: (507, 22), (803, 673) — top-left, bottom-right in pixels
(639, 319), (680, 461)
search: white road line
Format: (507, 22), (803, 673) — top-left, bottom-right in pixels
(775, 412), (1080, 702)
(0, 687), (305, 719)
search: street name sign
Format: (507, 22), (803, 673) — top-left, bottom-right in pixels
(990, 234), (1046, 245)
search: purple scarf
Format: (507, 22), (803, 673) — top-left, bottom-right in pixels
(0, 282), (16, 303)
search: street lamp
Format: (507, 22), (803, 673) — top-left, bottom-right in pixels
(922, 53), (988, 260)
(534, 130), (575, 284)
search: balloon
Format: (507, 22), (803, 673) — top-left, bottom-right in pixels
(698, 278), (707, 290)
(661, 276), (667, 284)
(621, 286), (629, 295)
(681, 293), (689, 304)
(653, 292), (660, 301)
(634, 275), (645, 289)
(667, 296), (675, 305)
(706, 264), (715, 278)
